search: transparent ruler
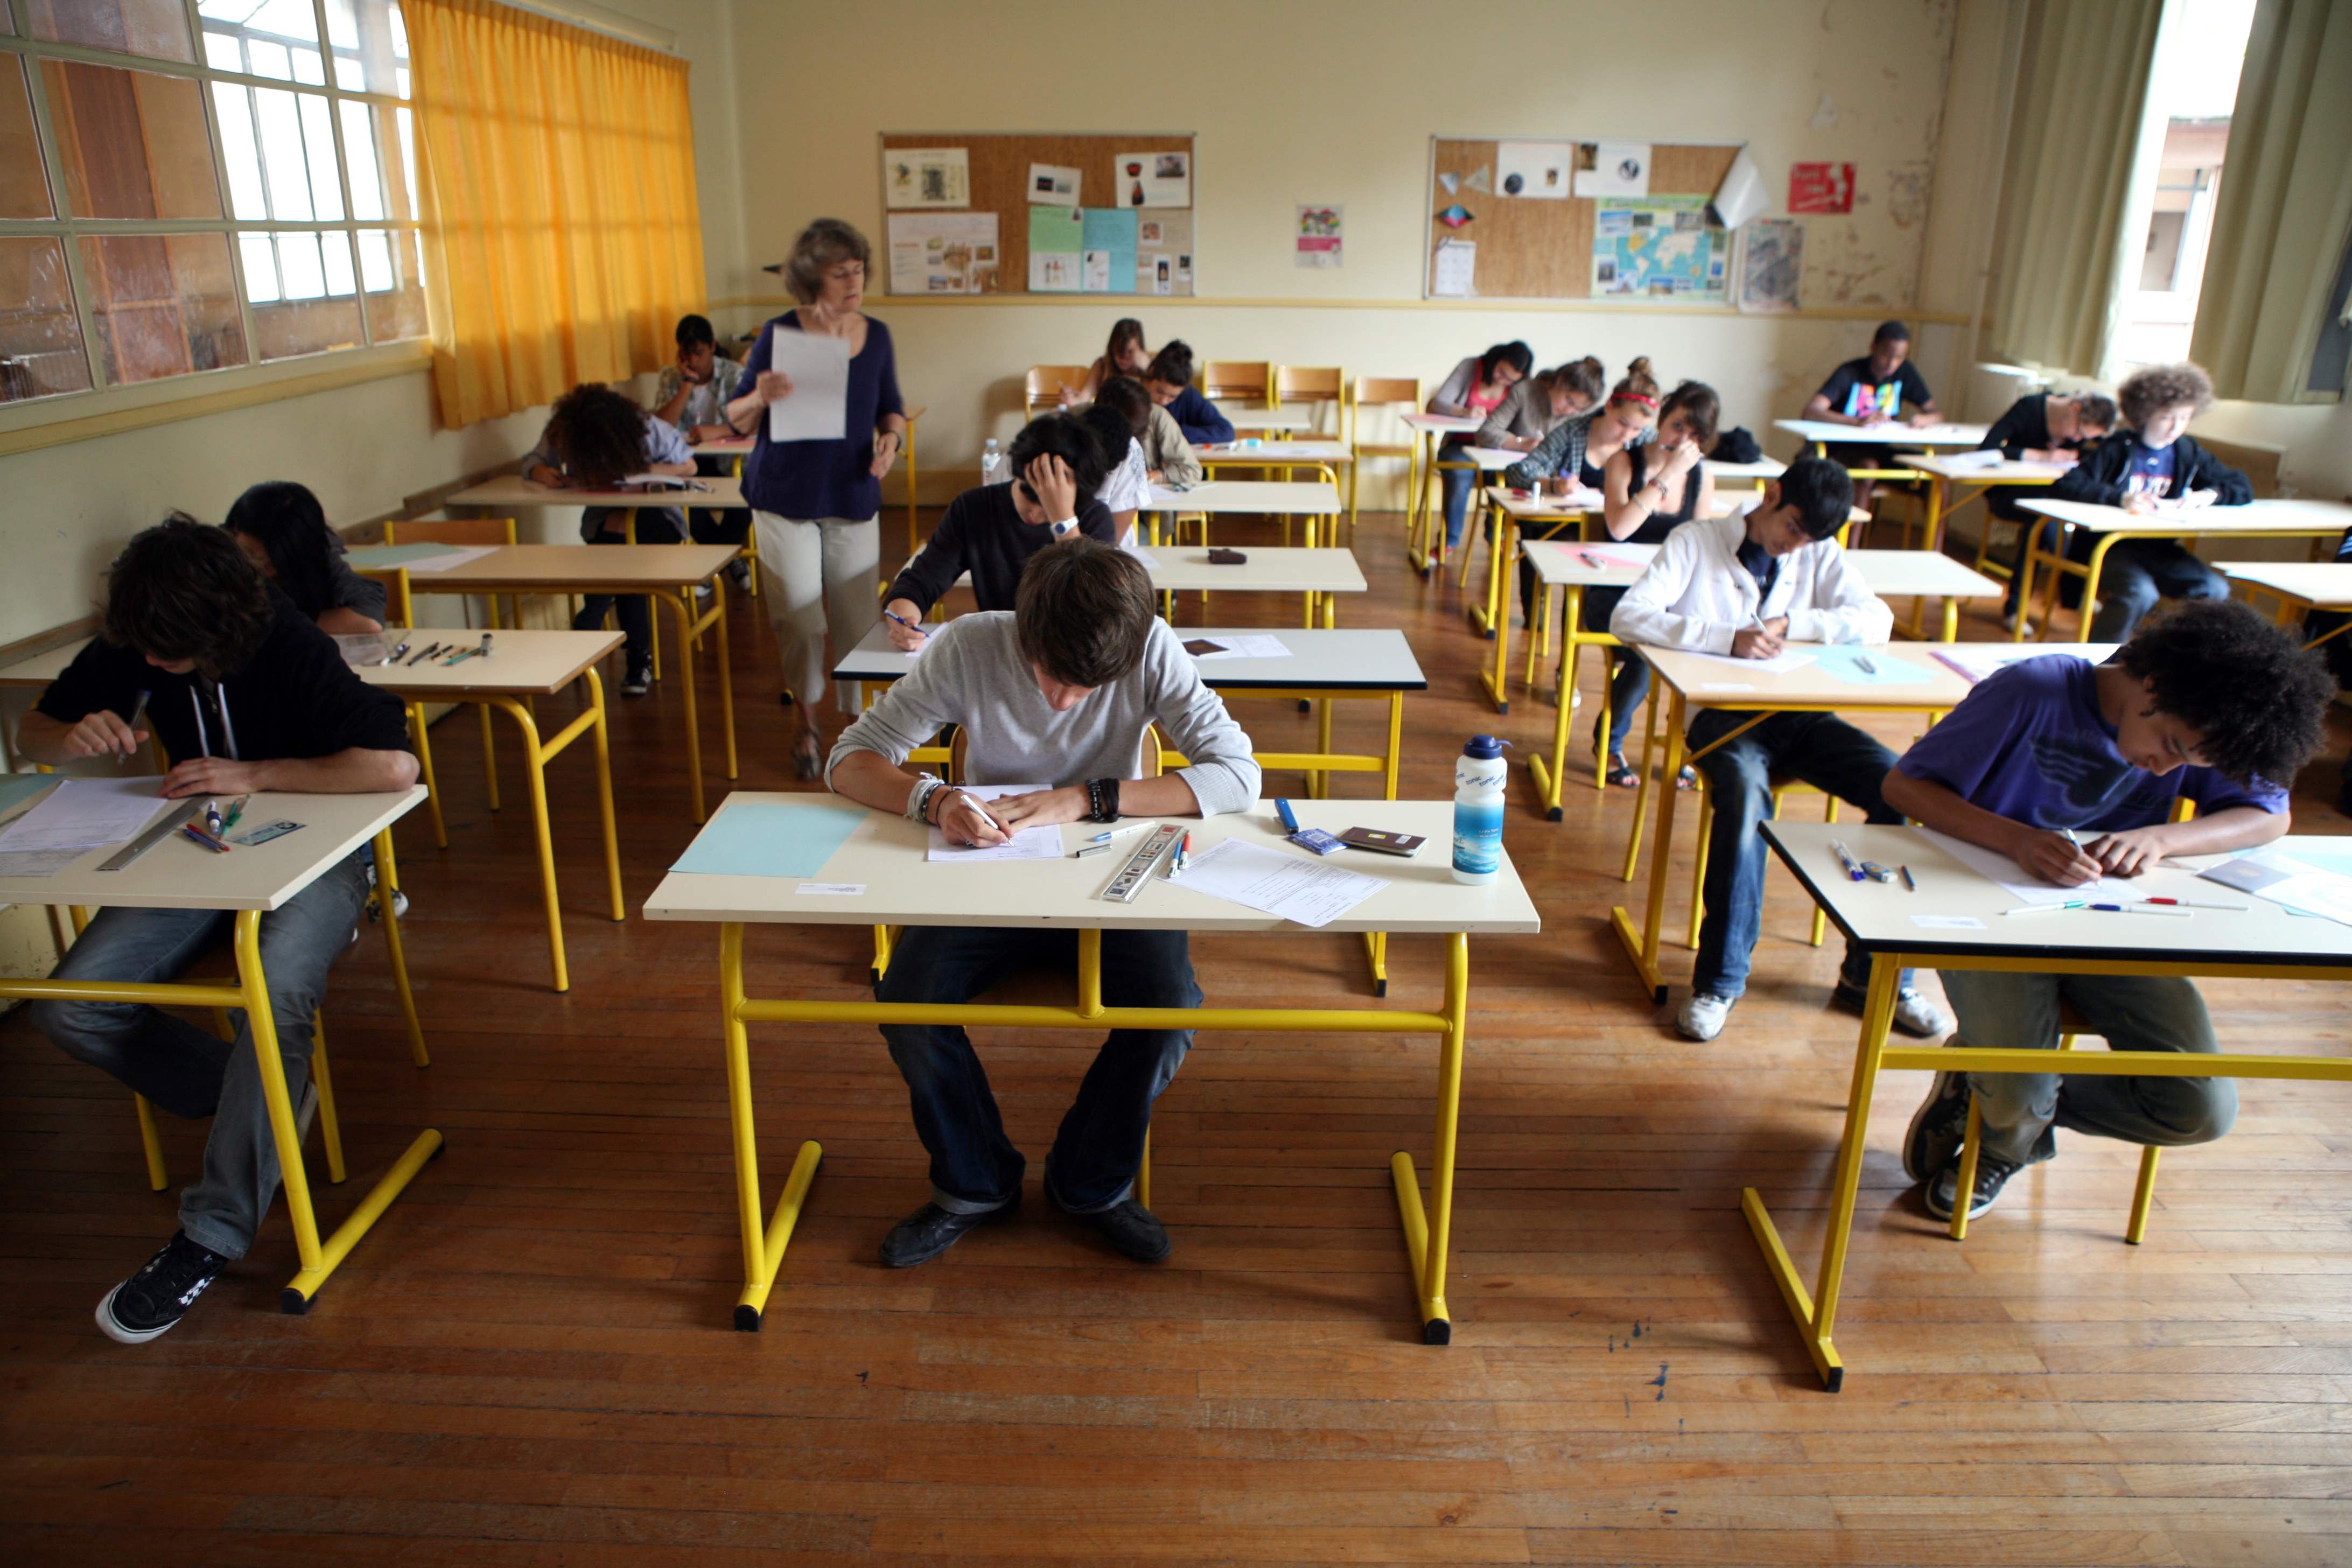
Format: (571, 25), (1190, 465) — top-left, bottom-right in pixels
(1098, 822), (1184, 903)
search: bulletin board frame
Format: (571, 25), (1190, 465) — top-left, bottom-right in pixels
(878, 132), (1199, 299)
(1424, 137), (1745, 303)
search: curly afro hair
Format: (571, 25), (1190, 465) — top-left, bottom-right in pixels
(2116, 598), (2333, 787)
(545, 384), (649, 487)
(2117, 362), (2215, 429)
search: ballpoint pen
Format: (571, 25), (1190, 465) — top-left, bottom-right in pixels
(883, 610), (927, 638)
(1073, 822), (1151, 858)
(2004, 901), (2189, 917)
(2138, 898), (2248, 911)
(1829, 838), (1865, 881)
(120, 689), (150, 761)
(1899, 865), (1915, 891)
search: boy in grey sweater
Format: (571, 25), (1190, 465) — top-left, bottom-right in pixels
(828, 537), (1259, 1268)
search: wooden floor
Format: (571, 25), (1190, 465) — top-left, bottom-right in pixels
(6, 510), (2352, 1567)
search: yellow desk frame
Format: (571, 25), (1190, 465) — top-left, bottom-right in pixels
(715, 923), (1474, 1342)
(2014, 517), (2343, 643)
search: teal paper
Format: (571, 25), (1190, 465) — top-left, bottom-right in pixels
(1080, 207), (1138, 293)
(347, 543), (472, 569)
(0, 774), (58, 815)
(671, 801), (867, 878)
(1814, 646), (1933, 685)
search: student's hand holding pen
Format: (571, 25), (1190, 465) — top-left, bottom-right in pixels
(932, 788), (1011, 849)
(58, 709), (149, 760)
(882, 599), (929, 651)
(1731, 615), (1788, 660)
(2011, 825), (2104, 886)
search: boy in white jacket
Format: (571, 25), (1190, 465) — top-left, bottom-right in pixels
(1611, 457), (1952, 1043)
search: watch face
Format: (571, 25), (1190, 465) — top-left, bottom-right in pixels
(1052, 520), (1075, 536)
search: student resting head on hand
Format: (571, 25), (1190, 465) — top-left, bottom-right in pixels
(223, 480), (386, 638)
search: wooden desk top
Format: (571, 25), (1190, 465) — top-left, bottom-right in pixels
(1146, 480), (1343, 515)
(1132, 546), (1367, 594)
(2218, 560), (2352, 608)
(1640, 641), (1973, 711)
(1401, 412), (1482, 433)
(1774, 419), (1989, 447)
(393, 544), (740, 593)
(0, 786), (424, 913)
(447, 474), (746, 509)
(833, 623), (1424, 691)
(1903, 452), (2070, 482)
(2018, 496), (2352, 537)
(1764, 821), (2352, 969)
(1195, 442), (1353, 464)
(645, 796), (1539, 934)
(1844, 550), (2006, 599)
(1210, 404), (1318, 431)
(1924, 641), (2119, 684)
(0, 629), (625, 699)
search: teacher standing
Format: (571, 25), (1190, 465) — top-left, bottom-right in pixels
(726, 219), (907, 778)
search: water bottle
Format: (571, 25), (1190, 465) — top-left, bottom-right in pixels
(981, 437), (1004, 486)
(1452, 735), (1509, 885)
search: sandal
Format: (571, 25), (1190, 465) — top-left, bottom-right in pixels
(1601, 753), (1639, 789)
(1675, 765), (1698, 791)
(791, 730), (822, 781)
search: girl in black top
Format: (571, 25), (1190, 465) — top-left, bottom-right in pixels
(223, 481), (387, 636)
(1592, 380), (1721, 787)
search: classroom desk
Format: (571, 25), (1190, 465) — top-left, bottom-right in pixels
(1210, 402), (1317, 433)
(1133, 544), (1366, 630)
(1609, 643), (1973, 1004)
(696, 401), (927, 550)
(642, 794), (1539, 1341)
(1704, 456), (1787, 488)
(1774, 419), (1989, 457)
(1194, 441), (1353, 511)
(0, 785), (436, 1313)
(1901, 451), (2068, 565)
(353, 544), (740, 822)
(1745, 820), (2352, 1391)
(0, 631), (627, 993)
(1923, 641), (2119, 684)
(1399, 412), (1482, 564)
(2012, 498), (2352, 643)
(447, 473), (747, 514)
(2217, 561), (2352, 650)
(1145, 478), (1346, 550)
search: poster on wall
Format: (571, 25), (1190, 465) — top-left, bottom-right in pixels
(882, 147), (970, 209)
(1430, 239), (1475, 297)
(886, 212), (999, 295)
(1733, 219), (1803, 313)
(1112, 150), (1189, 208)
(1788, 162), (1854, 214)
(1295, 204), (1342, 268)
(1081, 207), (1138, 293)
(1027, 205), (1083, 291)
(1495, 141), (1574, 199)
(1574, 141), (1651, 198)
(1026, 163), (1081, 204)
(1135, 211), (1194, 296)
(1591, 195), (1727, 302)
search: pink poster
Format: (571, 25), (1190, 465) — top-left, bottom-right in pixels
(1788, 163), (1854, 215)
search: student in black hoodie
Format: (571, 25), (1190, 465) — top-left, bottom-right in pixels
(880, 414), (1114, 649)
(22, 518), (417, 1346)
(1979, 390), (2117, 619)
(2046, 362), (2251, 641)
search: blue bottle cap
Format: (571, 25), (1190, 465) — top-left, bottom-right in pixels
(1462, 734), (1506, 759)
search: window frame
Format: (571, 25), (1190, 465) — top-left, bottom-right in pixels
(0, 0), (424, 420)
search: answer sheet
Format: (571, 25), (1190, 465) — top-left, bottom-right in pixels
(0, 777), (169, 853)
(926, 785), (1062, 863)
(1169, 838), (1385, 928)
(1914, 826), (2144, 906)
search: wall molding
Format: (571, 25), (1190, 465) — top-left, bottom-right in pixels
(712, 293), (1975, 324)
(0, 342), (436, 459)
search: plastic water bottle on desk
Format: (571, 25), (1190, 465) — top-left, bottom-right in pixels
(1452, 734), (1509, 885)
(981, 438), (1005, 486)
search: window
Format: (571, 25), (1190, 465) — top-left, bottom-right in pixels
(0, 0), (424, 407)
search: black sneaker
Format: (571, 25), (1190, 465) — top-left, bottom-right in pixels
(620, 662), (652, 698)
(1067, 1199), (1171, 1264)
(1926, 1150), (2024, 1222)
(879, 1191), (1019, 1269)
(96, 1231), (229, 1345)
(1903, 1070), (1972, 1184)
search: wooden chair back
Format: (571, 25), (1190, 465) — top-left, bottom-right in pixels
(1348, 376), (1421, 453)
(1201, 360), (1271, 404)
(1275, 365), (1345, 432)
(384, 517), (517, 548)
(1025, 365), (1089, 416)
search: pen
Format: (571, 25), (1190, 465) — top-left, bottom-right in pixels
(883, 610), (928, 638)
(121, 690), (150, 761)
(179, 823), (230, 854)
(1854, 653), (1879, 674)
(1275, 797), (1301, 834)
(2139, 898), (2248, 911)
(223, 795), (247, 831)
(1579, 550), (1604, 568)
(1829, 838), (1864, 882)
(2089, 903), (2190, 916)
(1899, 864), (1915, 891)
(1169, 831), (1191, 876)
(1074, 822), (1151, 857)
(407, 643), (442, 666)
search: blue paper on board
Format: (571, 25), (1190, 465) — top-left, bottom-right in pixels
(1080, 207), (1138, 293)
(1814, 646), (1933, 685)
(671, 802), (867, 879)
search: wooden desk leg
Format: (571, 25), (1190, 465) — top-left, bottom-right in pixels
(721, 922), (824, 1332)
(1390, 930), (1468, 1344)
(1612, 689), (1686, 1004)
(1740, 953), (1899, 1392)
(487, 697), (571, 993)
(251, 902), (442, 1314)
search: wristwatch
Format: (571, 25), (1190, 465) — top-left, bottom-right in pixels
(1049, 517), (1079, 537)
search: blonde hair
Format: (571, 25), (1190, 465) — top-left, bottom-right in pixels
(782, 218), (871, 305)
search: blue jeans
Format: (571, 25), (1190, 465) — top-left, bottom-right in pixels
(1440, 459), (1475, 549)
(32, 845), (373, 1258)
(576, 505), (685, 667)
(1581, 587), (1650, 755)
(1942, 969), (2234, 1166)
(878, 925), (1200, 1214)
(1688, 709), (1912, 1001)
(2083, 538), (2227, 642)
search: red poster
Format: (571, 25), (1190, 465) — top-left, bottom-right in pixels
(1789, 163), (1854, 214)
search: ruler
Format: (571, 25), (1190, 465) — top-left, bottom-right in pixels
(1098, 822), (1184, 904)
(97, 800), (204, 871)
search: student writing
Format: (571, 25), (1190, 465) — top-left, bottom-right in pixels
(828, 538), (1260, 1269)
(1978, 389), (2117, 622)
(1609, 457), (1950, 1046)
(1885, 602), (2330, 1222)
(223, 481), (388, 637)
(1142, 341), (1233, 445)
(1426, 340), (1532, 552)
(22, 519), (419, 1346)
(1061, 317), (1151, 409)
(1477, 355), (1604, 452)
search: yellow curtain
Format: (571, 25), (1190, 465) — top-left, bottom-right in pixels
(1982, 0), (2167, 376)
(2190, 0), (2352, 403)
(405, 0), (705, 428)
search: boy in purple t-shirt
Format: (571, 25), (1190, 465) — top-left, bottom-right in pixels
(1881, 601), (2332, 1223)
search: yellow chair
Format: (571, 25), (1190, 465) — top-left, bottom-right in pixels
(1273, 365), (1344, 432)
(1025, 365), (1089, 417)
(1347, 376), (1419, 540)
(1202, 360), (1272, 406)
(381, 517), (521, 850)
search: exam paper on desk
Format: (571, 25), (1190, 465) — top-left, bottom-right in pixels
(1914, 826), (2144, 906)
(1170, 838), (1385, 928)
(1669, 647), (1819, 676)
(1185, 634), (1290, 660)
(926, 784), (1063, 863)
(0, 777), (169, 853)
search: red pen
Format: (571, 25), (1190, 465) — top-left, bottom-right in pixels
(2140, 897), (2248, 910)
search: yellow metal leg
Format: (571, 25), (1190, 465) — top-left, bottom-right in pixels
(1949, 1094), (1983, 1241)
(1138, 1129), (1151, 1211)
(1619, 682), (1663, 883)
(1687, 787), (1712, 951)
(310, 1012), (346, 1186)
(721, 923), (824, 1332)
(905, 416), (922, 554)
(477, 692), (500, 813)
(134, 1093), (166, 1191)
(583, 670), (625, 921)
(1612, 689), (1687, 1004)
(2069, 536), (2117, 644)
(1389, 930), (1469, 1344)
(407, 702), (448, 850)
(2127, 1146), (2161, 1244)
(1528, 587), (1579, 822)
(373, 829), (428, 1068)
(488, 698), (569, 993)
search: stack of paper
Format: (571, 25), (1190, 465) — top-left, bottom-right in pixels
(1170, 838), (1385, 928)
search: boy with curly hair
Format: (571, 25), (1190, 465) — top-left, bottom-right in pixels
(2046, 361), (2252, 640)
(1883, 600), (2333, 1222)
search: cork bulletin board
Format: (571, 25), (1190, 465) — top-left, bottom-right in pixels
(1425, 138), (1743, 302)
(879, 132), (1198, 298)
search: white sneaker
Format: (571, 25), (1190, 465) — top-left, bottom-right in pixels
(1891, 988), (1952, 1039)
(1677, 992), (1734, 1041)
(296, 1080), (318, 1147)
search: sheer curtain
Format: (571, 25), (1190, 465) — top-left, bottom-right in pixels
(405, 0), (705, 428)
(2190, 0), (2352, 403)
(1981, 0), (2168, 376)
